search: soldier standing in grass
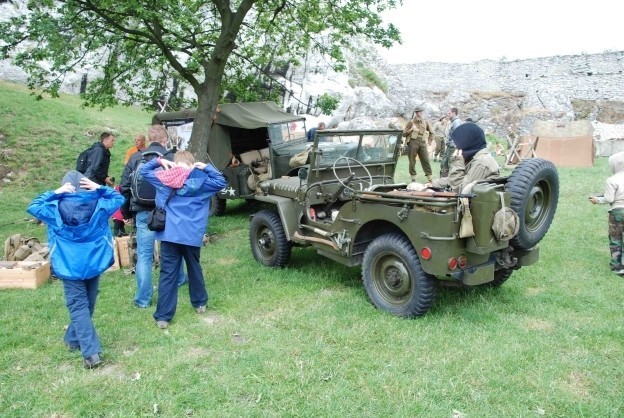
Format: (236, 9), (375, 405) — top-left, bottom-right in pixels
(402, 107), (434, 183)
(589, 151), (624, 275)
(432, 115), (448, 162)
(440, 107), (463, 177)
(27, 170), (123, 369)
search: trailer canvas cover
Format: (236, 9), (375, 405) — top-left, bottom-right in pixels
(153, 102), (305, 169)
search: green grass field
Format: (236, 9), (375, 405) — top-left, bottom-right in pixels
(0, 81), (622, 417)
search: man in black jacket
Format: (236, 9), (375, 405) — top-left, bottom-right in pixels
(84, 132), (116, 186)
(120, 125), (176, 308)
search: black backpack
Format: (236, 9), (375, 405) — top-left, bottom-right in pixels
(76, 143), (96, 174)
(130, 150), (168, 206)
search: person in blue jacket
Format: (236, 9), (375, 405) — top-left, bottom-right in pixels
(140, 151), (226, 329)
(27, 170), (123, 368)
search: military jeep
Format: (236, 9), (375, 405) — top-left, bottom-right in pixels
(249, 129), (559, 317)
(153, 102), (312, 216)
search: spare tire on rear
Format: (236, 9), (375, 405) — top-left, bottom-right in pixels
(505, 158), (559, 250)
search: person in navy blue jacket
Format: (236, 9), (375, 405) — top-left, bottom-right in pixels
(27, 170), (123, 368)
(140, 151), (226, 329)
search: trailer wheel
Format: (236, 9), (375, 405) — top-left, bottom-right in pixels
(209, 196), (226, 217)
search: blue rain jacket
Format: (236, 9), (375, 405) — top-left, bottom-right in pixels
(141, 159), (226, 247)
(26, 187), (124, 280)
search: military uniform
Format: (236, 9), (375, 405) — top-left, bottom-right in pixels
(432, 118), (448, 161)
(402, 110), (434, 182)
(430, 148), (500, 193)
(440, 115), (462, 177)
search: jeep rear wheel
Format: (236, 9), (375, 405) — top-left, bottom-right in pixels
(250, 210), (292, 267)
(362, 233), (436, 317)
(506, 158), (559, 250)
(486, 268), (514, 287)
(209, 196), (226, 217)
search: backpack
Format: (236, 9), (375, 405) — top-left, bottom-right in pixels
(76, 143), (96, 174)
(130, 150), (167, 206)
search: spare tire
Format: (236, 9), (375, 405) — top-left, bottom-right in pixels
(506, 158), (559, 250)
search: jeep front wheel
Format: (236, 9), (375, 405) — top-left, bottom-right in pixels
(250, 210), (292, 267)
(362, 233), (436, 317)
(506, 158), (559, 250)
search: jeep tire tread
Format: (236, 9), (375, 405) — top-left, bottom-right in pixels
(209, 196), (226, 217)
(250, 210), (292, 267)
(506, 158), (559, 250)
(362, 233), (436, 317)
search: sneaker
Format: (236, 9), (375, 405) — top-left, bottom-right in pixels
(134, 303), (149, 309)
(195, 305), (206, 314)
(83, 353), (102, 369)
(616, 269), (624, 276)
(156, 320), (169, 329)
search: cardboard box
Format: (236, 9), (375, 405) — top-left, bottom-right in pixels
(0, 261), (50, 289)
(116, 236), (132, 268)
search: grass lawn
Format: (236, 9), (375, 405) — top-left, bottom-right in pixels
(0, 81), (622, 417)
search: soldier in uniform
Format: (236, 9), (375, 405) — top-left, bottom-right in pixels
(432, 115), (448, 162)
(440, 107), (463, 177)
(402, 107), (434, 183)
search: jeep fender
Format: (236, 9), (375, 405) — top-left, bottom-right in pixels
(252, 195), (300, 241)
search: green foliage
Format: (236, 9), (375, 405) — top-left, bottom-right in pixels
(0, 0), (402, 159)
(316, 93), (341, 115)
(4, 83), (623, 416)
(350, 63), (388, 92)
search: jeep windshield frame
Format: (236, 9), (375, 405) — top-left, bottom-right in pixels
(311, 129), (402, 168)
(305, 129), (402, 189)
(267, 119), (307, 146)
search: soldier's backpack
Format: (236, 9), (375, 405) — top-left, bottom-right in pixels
(130, 150), (170, 206)
(75, 143), (97, 174)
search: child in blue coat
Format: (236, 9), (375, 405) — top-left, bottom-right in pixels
(27, 170), (123, 368)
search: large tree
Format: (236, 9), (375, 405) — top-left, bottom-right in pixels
(0, 0), (401, 160)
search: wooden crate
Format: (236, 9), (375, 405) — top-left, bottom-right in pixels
(0, 261), (51, 289)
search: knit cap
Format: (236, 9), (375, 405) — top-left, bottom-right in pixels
(451, 123), (486, 161)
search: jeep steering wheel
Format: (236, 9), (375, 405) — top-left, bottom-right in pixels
(332, 157), (373, 191)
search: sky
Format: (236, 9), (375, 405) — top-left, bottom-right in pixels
(378, 0), (623, 64)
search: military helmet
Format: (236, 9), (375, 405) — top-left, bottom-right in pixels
(413, 107), (424, 113)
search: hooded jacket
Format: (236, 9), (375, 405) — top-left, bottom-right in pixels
(141, 158), (227, 247)
(26, 187), (124, 280)
(597, 151), (624, 210)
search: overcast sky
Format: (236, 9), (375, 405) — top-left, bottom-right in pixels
(378, 0), (623, 63)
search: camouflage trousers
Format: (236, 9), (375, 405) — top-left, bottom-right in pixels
(440, 143), (456, 178)
(608, 208), (624, 271)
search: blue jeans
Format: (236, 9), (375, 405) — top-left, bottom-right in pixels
(154, 241), (207, 322)
(62, 277), (101, 359)
(134, 211), (155, 308)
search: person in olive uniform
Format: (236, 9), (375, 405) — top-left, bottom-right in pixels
(402, 107), (434, 182)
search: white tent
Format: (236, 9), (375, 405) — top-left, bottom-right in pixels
(593, 121), (624, 157)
